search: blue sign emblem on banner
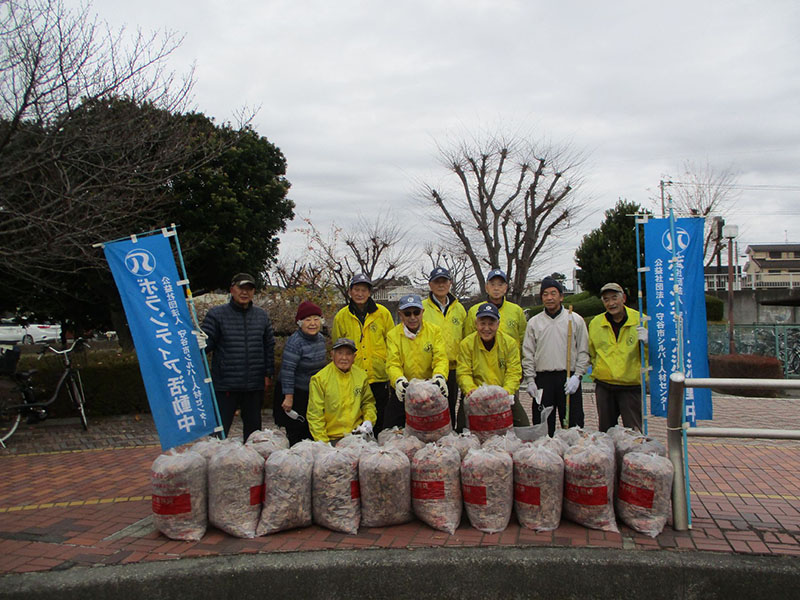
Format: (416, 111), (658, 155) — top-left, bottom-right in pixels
(104, 233), (219, 449)
(643, 217), (712, 425)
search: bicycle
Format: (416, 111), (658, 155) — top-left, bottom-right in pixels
(0, 338), (89, 447)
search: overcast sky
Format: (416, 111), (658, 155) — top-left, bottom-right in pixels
(81, 0), (800, 283)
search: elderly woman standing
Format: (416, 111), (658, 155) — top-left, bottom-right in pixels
(277, 300), (328, 445)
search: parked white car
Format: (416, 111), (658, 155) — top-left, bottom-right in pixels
(0, 318), (62, 344)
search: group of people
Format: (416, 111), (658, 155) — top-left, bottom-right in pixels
(200, 269), (647, 445)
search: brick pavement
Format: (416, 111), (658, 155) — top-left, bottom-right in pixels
(1, 390), (799, 574)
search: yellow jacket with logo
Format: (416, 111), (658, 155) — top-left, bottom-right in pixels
(456, 331), (522, 396)
(464, 298), (527, 347)
(386, 321), (449, 385)
(422, 294), (466, 369)
(332, 300), (394, 383)
(588, 306), (644, 386)
(307, 362), (377, 443)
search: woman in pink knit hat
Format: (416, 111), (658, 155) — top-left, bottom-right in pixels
(275, 300), (328, 445)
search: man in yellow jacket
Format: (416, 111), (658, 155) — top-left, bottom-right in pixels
(464, 268), (529, 426)
(588, 282), (648, 432)
(384, 294), (449, 429)
(456, 302), (522, 430)
(422, 266), (466, 427)
(307, 338), (377, 444)
(332, 273), (394, 433)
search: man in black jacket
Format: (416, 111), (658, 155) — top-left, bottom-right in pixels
(201, 273), (275, 441)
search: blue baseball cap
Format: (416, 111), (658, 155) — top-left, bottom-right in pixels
(475, 302), (500, 321)
(398, 294), (423, 310)
(350, 273), (372, 288)
(486, 268), (507, 282)
(428, 266), (451, 282)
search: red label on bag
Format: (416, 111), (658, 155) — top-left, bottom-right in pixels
(405, 409), (451, 431)
(152, 493), (191, 515)
(462, 484), (487, 505)
(412, 479), (446, 500)
(250, 483), (265, 505)
(565, 482), (607, 506)
(514, 483), (541, 506)
(351, 479), (361, 499)
(618, 481), (655, 508)
(467, 410), (513, 431)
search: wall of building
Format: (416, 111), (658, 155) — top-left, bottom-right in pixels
(710, 289), (800, 324)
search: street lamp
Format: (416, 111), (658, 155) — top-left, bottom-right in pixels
(722, 224), (739, 354)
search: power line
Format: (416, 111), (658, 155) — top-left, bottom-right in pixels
(668, 181), (800, 192)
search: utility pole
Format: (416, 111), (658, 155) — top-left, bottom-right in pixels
(723, 224), (739, 354)
(659, 180), (672, 217)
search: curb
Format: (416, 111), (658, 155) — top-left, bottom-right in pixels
(2, 546), (799, 600)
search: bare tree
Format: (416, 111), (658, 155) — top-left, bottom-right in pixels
(422, 131), (586, 303)
(298, 214), (413, 301)
(419, 243), (476, 298)
(0, 0), (236, 290)
(271, 257), (330, 290)
(664, 160), (740, 267)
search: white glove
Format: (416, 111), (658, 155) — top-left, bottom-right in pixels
(432, 374), (448, 399)
(564, 374), (581, 395)
(395, 377), (409, 403)
(192, 329), (208, 350)
(637, 326), (648, 344)
(356, 420), (373, 435)
(526, 380), (538, 398)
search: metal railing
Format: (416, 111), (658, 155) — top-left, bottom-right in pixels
(667, 372), (800, 531)
(704, 273), (800, 290)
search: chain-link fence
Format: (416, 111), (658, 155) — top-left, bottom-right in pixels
(707, 324), (800, 378)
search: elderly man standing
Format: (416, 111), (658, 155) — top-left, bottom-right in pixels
(522, 276), (590, 436)
(588, 282), (648, 432)
(464, 268), (529, 426)
(456, 303), (522, 429)
(332, 273), (394, 433)
(422, 266), (466, 427)
(384, 294), (449, 429)
(307, 338), (377, 444)
(201, 272), (275, 442)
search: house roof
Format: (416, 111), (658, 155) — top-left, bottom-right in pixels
(749, 258), (800, 269)
(745, 243), (800, 253)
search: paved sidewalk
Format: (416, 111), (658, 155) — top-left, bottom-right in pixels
(1, 391), (799, 575)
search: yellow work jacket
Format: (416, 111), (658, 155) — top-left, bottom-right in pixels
(456, 331), (522, 396)
(422, 293), (466, 370)
(307, 362), (377, 443)
(386, 321), (449, 385)
(464, 298), (527, 348)
(332, 301), (394, 383)
(588, 306), (645, 387)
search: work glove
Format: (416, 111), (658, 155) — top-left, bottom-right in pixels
(355, 420), (373, 435)
(432, 374), (448, 399)
(637, 326), (648, 344)
(284, 409), (306, 423)
(526, 380), (538, 398)
(564, 374), (581, 395)
(395, 377), (409, 403)
(192, 329), (208, 350)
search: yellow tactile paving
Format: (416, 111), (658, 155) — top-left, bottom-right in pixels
(0, 495), (151, 513)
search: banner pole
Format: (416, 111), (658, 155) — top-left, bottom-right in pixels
(634, 215), (649, 436)
(667, 203), (692, 528)
(166, 224), (225, 440)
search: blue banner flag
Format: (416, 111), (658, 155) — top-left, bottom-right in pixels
(643, 217), (712, 425)
(104, 232), (219, 449)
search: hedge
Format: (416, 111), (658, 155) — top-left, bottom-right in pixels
(708, 353), (784, 397)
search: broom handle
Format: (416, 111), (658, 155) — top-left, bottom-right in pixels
(564, 305), (574, 428)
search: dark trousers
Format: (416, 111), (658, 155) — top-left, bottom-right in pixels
(383, 386), (406, 430)
(216, 389), (263, 443)
(446, 369), (459, 428)
(531, 370), (584, 437)
(595, 381), (642, 433)
(371, 381), (390, 434)
(283, 387), (312, 446)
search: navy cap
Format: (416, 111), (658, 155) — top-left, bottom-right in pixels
(350, 273), (372, 288)
(398, 294), (423, 310)
(332, 337), (357, 351)
(428, 266), (452, 282)
(486, 268), (507, 282)
(475, 302), (500, 321)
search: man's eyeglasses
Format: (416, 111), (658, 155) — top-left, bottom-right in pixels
(401, 309), (421, 317)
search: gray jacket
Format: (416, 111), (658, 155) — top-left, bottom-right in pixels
(202, 299), (275, 391)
